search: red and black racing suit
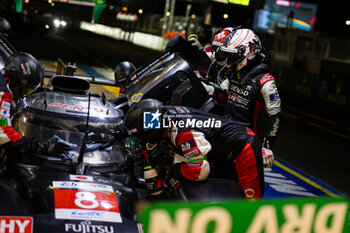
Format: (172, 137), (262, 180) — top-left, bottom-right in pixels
(0, 73), (40, 153)
(163, 106), (264, 200)
(222, 63), (282, 149)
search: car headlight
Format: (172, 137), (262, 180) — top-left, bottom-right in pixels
(53, 18), (67, 28)
(53, 18), (61, 28)
(60, 20), (67, 27)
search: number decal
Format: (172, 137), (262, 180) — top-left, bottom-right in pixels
(74, 191), (99, 209)
(53, 186), (122, 223)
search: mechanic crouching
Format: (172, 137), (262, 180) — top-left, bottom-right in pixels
(124, 98), (265, 200)
(0, 52), (75, 159)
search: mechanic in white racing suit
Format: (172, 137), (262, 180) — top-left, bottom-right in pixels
(203, 27), (236, 115)
(203, 28), (282, 168)
(124, 99), (265, 200)
(0, 52), (75, 158)
(206, 26), (237, 83)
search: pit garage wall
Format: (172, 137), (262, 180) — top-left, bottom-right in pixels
(273, 64), (350, 132)
(80, 21), (167, 51)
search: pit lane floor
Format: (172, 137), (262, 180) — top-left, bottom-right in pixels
(57, 63), (344, 199)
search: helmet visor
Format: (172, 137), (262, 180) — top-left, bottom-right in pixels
(211, 44), (220, 54)
(225, 47), (246, 66)
(215, 50), (228, 62)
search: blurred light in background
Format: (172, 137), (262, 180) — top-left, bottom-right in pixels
(53, 18), (67, 28)
(223, 14), (228, 19)
(346, 20), (350, 26)
(53, 18), (60, 27)
(191, 14), (196, 19)
(138, 9), (143, 14)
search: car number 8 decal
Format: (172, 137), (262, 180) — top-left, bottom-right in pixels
(74, 191), (99, 209)
(53, 186), (122, 222)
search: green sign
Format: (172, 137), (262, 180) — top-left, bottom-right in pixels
(14, 0), (22, 13)
(229, 0), (250, 6)
(139, 198), (349, 233)
(93, 2), (105, 23)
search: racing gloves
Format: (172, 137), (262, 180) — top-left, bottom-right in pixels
(37, 135), (76, 160)
(188, 35), (203, 51)
(262, 147), (274, 168)
(2, 135), (76, 160)
(86, 123), (129, 150)
(262, 137), (274, 168)
(110, 123), (129, 141)
(86, 132), (116, 150)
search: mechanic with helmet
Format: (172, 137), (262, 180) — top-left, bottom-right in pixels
(207, 26), (241, 83)
(114, 61), (136, 94)
(188, 24), (213, 57)
(205, 28), (282, 168)
(85, 61), (136, 148)
(124, 98), (265, 200)
(201, 27), (237, 115)
(106, 61), (137, 114)
(0, 52), (75, 159)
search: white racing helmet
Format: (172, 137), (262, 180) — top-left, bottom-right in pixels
(221, 28), (262, 72)
(212, 27), (235, 52)
(211, 27), (235, 63)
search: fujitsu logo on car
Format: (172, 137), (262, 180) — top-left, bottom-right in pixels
(0, 216), (33, 233)
(65, 221), (114, 233)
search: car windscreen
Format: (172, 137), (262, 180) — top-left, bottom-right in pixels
(18, 120), (128, 165)
(126, 52), (191, 104)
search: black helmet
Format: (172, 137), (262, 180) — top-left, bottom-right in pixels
(0, 17), (11, 37)
(4, 52), (43, 97)
(196, 24), (212, 45)
(124, 99), (164, 143)
(165, 35), (183, 51)
(114, 61), (136, 90)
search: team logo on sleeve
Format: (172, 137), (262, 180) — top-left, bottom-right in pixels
(180, 139), (202, 159)
(143, 110), (161, 129)
(260, 73), (275, 86)
(180, 139), (196, 153)
(269, 92), (280, 101)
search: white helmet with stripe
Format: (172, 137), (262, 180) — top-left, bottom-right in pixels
(220, 28), (262, 72)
